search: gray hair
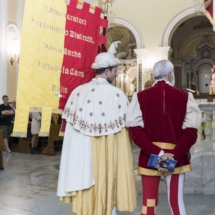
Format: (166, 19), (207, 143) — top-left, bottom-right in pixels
(152, 60), (174, 80)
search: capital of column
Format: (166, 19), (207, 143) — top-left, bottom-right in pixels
(157, 46), (172, 60)
(192, 0), (206, 14)
(134, 48), (146, 59)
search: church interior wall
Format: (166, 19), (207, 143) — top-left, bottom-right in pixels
(7, 0), (18, 100)
(1, 0), (211, 98)
(109, 0), (196, 88)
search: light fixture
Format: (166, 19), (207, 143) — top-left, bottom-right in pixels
(7, 24), (20, 66)
(98, 0), (114, 15)
(10, 54), (19, 65)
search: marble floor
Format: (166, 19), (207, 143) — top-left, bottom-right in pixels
(0, 152), (215, 215)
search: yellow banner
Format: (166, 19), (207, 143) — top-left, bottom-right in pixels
(12, 0), (66, 137)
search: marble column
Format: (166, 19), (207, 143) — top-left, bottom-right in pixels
(157, 46), (172, 60)
(199, 103), (215, 152)
(134, 49), (146, 91)
(16, 0), (25, 93)
(0, 0), (8, 96)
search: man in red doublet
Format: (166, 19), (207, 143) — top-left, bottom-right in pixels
(127, 60), (201, 215)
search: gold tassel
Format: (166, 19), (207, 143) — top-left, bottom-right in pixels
(11, 132), (27, 137)
(59, 196), (72, 203)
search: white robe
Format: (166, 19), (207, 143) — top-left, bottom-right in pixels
(57, 78), (128, 197)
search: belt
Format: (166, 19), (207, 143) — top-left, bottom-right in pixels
(152, 142), (176, 150)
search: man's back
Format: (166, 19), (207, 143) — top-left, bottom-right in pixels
(62, 78), (128, 136)
(138, 80), (188, 143)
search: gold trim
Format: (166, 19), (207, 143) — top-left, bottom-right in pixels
(52, 109), (63, 114)
(142, 206), (147, 214)
(39, 132), (50, 137)
(137, 164), (192, 176)
(29, 107), (42, 112)
(59, 196), (72, 203)
(78, 0), (96, 10)
(11, 132), (27, 137)
(152, 142), (176, 150)
(147, 199), (156, 207)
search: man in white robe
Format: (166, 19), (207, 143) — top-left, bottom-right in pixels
(57, 52), (136, 215)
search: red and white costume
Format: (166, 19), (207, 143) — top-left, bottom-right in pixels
(126, 80), (201, 215)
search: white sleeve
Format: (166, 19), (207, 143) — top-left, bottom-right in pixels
(126, 92), (144, 128)
(182, 92), (202, 129)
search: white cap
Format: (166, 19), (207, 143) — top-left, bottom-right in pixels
(91, 52), (120, 69)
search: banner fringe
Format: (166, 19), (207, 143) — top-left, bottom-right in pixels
(39, 132), (50, 137)
(30, 107), (42, 112)
(59, 131), (65, 136)
(52, 109), (63, 114)
(11, 132), (27, 138)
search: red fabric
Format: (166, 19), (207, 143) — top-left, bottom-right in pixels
(169, 175), (180, 215)
(58, 1), (104, 110)
(129, 81), (198, 170)
(205, 0), (213, 17)
(141, 175), (160, 215)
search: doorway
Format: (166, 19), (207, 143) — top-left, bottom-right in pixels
(198, 63), (212, 93)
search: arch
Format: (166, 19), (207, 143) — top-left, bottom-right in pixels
(194, 59), (214, 72)
(161, 7), (204, 47)
(112, 17), (144, 49)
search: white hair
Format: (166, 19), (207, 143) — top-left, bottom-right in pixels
(152, 60), (174, 79)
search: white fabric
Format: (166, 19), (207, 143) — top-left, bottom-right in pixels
(126, 91), (201, 130)
(112, 207), (117, 215)
(57, 123), (94, 197)
(91, 52), (120, 69)
(158, 150), (165, 156)
(152, 79), (173, 87)
(182, 92), (202, 129)
(126, 92), (144, 128)
(58, 78), (128, 195)
(62, 78), (129, 136)
(165, 174), (186, 215)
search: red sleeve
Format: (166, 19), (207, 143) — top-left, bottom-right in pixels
(171, 127), (197, 161)
(129, 126), (161, 156)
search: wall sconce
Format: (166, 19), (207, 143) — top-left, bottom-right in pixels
(98, 0), (114, 15)
(7, 24), (20, 66)
(10, 54), (19, 65)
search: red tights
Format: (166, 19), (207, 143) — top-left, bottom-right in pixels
(141, 174), (186, 215)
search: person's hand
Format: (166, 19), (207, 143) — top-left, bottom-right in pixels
(157, 153), (174, 173)
(162, 153), (174, 160)
(9, 110), (14, 115)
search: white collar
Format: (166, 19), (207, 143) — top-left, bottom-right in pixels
(91, 78), (109, 84)
(152, 79), (173, 87)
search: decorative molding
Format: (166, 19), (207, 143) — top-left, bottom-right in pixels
(161, 7), (204, 47)
(134, 48), (146, 59)
(134, 49), (146, 92)
(157, 46), (172, 60)
(84, 0), (126, 5)
(192, 0), (206, 13)
(7, 24), (19, 41)
(112, 17), (143, 49)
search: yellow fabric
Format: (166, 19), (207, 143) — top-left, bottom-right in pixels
(12, 0), (66, 137)
(142, 206), (147, 214)
(147, 199), (156, 207)
(52, 113), (59, 125)
(152, 142), (176, 150)
(137, 164), (192, 176)
(60, 128), (137, 215)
